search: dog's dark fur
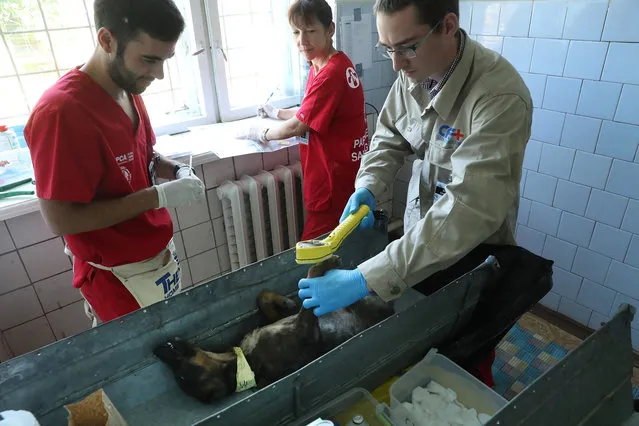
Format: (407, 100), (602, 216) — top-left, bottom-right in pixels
(153, 255), (394, 403)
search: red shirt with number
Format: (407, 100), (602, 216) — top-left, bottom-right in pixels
(296, 52), (369, 239)
(24, 68), (173, 321)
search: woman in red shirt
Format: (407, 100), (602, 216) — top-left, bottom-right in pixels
(243, 0), (369, 241)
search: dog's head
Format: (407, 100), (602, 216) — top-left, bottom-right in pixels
(153, 336), (237, 403)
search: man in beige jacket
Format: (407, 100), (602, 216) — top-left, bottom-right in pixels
(298, 0), (534, 386)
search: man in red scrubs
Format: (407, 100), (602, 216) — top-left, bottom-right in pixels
(24, 0), (205, 323)
(240, 0), (369, 241)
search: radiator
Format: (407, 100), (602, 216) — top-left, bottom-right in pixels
(217, 162), (305, 271)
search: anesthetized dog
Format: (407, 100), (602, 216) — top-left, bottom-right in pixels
(153, 255), (394, 403)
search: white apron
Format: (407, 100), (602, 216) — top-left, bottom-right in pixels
(65, 239), (182, 326)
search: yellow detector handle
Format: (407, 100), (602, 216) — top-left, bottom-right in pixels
(325, 204), (371, 244)
(295, 204), (371, 264)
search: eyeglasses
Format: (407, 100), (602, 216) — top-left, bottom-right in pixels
(376, 20), (442, 60)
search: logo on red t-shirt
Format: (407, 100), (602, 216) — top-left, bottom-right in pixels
(120, 166), (132, 183)
(346, 67), (360, 89)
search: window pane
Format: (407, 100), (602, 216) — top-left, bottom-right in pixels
(141, 91), (184, 127)
(222, 15), (252, 49)
(0, 38), (16, 77)
(219, 0), (251, 16)
(226, 47), (259, 79)
(5, 32), (56, 74)
(0, 0), (45, 32)
(215, 0), (301, 115)
(20, 71), (59, 110)
(49, 28), (94, 69)
(41, 0), (90, 29)
(144, 63), (174, 95)
(84, 0), (95, 28)
(228, 76), (259, 108)
(0, 77), (29, 118)
(250, 0), (273, 14)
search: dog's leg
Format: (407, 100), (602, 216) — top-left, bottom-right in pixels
(257, 290), (299, 324)
(306, 255), (341, 278)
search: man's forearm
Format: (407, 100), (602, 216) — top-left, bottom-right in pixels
(154, 152), (183, 181)
(39, 187), (160, 236)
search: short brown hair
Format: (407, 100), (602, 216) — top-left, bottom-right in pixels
(374, 0), (459, 31)
(288, 0), (333, 29)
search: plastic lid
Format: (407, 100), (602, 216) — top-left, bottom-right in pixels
(0, 126), (7, 132)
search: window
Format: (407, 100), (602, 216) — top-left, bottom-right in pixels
(0, 0), (302, 134)
(206, 0), (303, 121)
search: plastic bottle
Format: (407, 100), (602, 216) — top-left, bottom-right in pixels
(0, 126), (19, 151)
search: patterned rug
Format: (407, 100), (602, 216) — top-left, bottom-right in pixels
(493, 322), (639, 400)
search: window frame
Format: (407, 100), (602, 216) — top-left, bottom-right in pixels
(202, 0), (302, 123)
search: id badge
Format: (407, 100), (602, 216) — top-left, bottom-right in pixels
(298, 131), (309, 145)
(433, 180), (447, 203)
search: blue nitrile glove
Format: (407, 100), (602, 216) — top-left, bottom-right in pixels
(298, 269), (370, 316)
(340, 188), (376, 229)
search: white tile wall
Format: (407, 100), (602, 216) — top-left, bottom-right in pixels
(523, 139), (542, 170)
(543, 77), (581, 114)
(560, 114), (601, 153)
(6, 212), (55, 249)
(576, 81), (622, 121)
(528, 202), (561, 236)
(542, 236), (577, 270)
(606, 160), (639, 199)
(540, 291), (561, 310)
(502, 37), (534, 72)
(553, 179), (590, 216)
(572, 247), (611, 284)
(529, 1), (567, 39)
(551, 266), (582, 299)
(562, 0), (607, 41)
(622, 200), (639, 234)
(498, 1), (532, 37)
(475, 36), (503, 54)
(33, 270), (79, 313)
(602, 43), (639, 85)
(563, 41), (607, 80)
(601, 0), (639, 43)
(577, 278), (616, 315)
(596, 121), (639, 161)
(538, 144), (575, 179)
(530, 39), (569, 76)
(520, 73), (546, 107)
(625, 236), (639, 269)
(615, 85), (639, 126)
(531, 109), (565, 144)
(523, 171), (557, 205)
(585, 189), (628, 228)
(471, 2), (501, 35)
(589, 222), (632, 261)
(557, 212), (594, 247)
(569, 151), (611, 189)
(558, 297), (592, 325)
(4, 317), (55, 357)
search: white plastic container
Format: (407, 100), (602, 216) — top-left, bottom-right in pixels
(0, 126), (19, 151)
(390, 349), (507, 426)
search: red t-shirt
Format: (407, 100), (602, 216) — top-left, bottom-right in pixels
(296, 52), (369, 213)
(24, 69), (172, 320)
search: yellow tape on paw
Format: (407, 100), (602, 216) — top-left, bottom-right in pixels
(233, 347), (257, 392)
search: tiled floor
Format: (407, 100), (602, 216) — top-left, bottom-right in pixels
(518, 310), (639, 387)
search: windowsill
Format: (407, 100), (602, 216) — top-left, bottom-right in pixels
(0, 116), (302, 221)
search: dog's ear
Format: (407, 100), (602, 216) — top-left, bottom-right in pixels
(306, 255), (341, 278)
